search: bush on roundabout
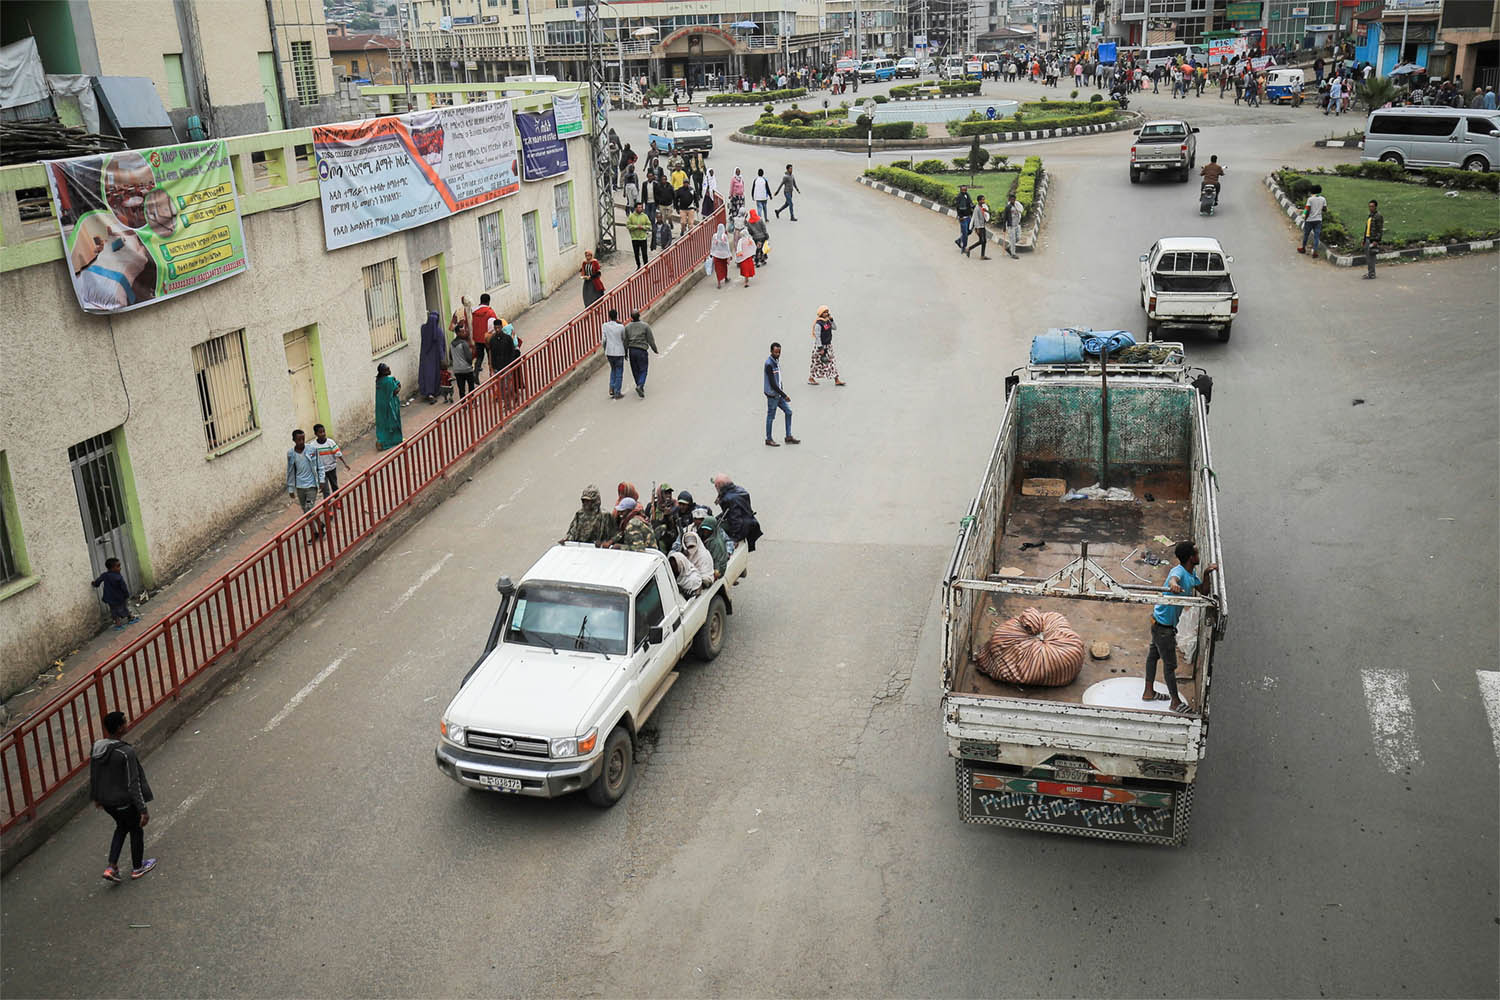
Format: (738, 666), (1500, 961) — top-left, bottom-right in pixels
(706, 88), (807, 105)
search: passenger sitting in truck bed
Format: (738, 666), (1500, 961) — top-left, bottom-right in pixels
(1144, 540), (1218, 715)
(609, 497), (657, 552)
(681, 524), (717, 582)
(695, 511), (731, 574)
(650, 483), (679, 553)
(668, 549), (702, 597)
(563, 484), (617, 546)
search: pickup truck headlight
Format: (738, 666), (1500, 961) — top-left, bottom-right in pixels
(441, 720), (466, 746)
(551, 728), (598, 758)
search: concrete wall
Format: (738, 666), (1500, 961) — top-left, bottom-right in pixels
(0, 135), (599, 699)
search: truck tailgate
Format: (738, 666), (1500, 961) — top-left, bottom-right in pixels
(945, 693), (1203, 762)
(1154, 293), (1232, 318)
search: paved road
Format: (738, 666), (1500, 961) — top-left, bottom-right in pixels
(4, 85), (1497, 998)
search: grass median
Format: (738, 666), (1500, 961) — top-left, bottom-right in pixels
(1278, 168), (1500, 249)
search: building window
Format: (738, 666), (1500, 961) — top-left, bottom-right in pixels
(192, 331), (258, 452)
(479, 211), (509, 288)
(349, 57), (360, 74)
(0, 452), (28, 588)
(163, 53), (189, 109)
(291, 39), (319, 106)
(554, 182), (575, 251)
(362, 258), (406, 354)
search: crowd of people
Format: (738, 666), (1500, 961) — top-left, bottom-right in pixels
(563, 477), (762, 598)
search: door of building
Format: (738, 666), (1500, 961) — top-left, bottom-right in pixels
(420, 255), (444, 317)
(68, 431), (139, 601)
(522, 210), (543, 303)
(259, 52), (285, 132)
(283, 328), (320, 433)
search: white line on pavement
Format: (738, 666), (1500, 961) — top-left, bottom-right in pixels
(1360, 667), (1422, 774)
(552, 426), (589, 457)
(148, 783), (211, 840)
(387, 553), (453, 613)
(694, 299), (720, 324)
(261, 653), (349, 734)
(662, 333), (686, 356)
(1477, 670), (1500, 764)
(479, 477), (532, 528)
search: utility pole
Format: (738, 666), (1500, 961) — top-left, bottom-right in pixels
(524, 0), (538, 76)
(854, 0), (862, 62)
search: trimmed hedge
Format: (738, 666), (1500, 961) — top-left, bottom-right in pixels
(706, 88), (807, 105)
(744, 119), (915, 140)
(890, 79), (981, 98)
(864, 165), (956, 203)
(948, 105), (1119, 137)
(1013, 155), (1043, 219)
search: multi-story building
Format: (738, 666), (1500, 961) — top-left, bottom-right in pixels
(1100, 0), (1224, 46)
(824, 0), (911, 58)
(907, 0), (976, 56)
(329, 33), (403, 84)
(0, 0), (340, 136)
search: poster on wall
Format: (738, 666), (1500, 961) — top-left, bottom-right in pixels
(312, 98), (521, 251)
(44, 140), (249, 314)
(515, 108), (570, 180)
(552, 92), (584, 138)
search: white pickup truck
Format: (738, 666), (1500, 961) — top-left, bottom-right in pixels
(1140, 237), (1239, 343)
(435, 541), (747, 807)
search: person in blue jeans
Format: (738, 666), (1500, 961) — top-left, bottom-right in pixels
(1144, 539), (1217, 715)
(91, 557), (138, 630)
(600, 308), (627, 399)
(763, 342), (800, 447)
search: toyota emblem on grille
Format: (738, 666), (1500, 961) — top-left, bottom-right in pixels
(498, 737), (515, 750)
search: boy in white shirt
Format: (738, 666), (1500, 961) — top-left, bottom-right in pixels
(1298, 185), (1327, 256)
(312, 424), (352, 496)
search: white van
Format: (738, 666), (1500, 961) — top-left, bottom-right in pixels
(942, 55), (966, 80)
(647, 108), (713, 156)
(1141, 43), (1190, 70)
(1362, 107), (1500, 172)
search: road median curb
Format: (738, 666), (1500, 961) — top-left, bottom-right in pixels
(856, 167), (1051, 252)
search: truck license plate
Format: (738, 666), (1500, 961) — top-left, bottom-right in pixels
(1053, 765), (1091, 783)
(479, 775), (522, 792)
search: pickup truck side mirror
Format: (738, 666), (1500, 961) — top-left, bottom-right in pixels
(709, 122), (715, 128)
(1226, 255), (1234, 263)
(1191, 127), (1200, 133)
(1139, 253), (1149, 262)
(647, 624), (665, 646)
(1132, 128), (1142, 135)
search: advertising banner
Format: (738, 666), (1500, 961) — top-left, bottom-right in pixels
(312, 98), (521, 251)
(1208, 37), (1248, 62)
(44, 140), (249, 314)
(515, 108), (570, 181)
(552, 92), (584, 138)
(1225, 1), (1262, 19)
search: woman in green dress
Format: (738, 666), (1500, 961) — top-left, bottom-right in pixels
(375, 362), (402, 450)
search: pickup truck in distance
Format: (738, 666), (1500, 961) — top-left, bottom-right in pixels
(435, 541), (747, 807)
(1140, 237), (1239, 342)
(1129, 119), (1199, 183)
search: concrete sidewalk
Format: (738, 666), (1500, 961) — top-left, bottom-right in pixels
(0, 224), (655, 733)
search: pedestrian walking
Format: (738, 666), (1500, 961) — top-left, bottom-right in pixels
(627, 203), (651, 268)
(601, 308), (627, 399)
(1362, 199), (1383, 279)
(954, 185), (973, 252)
(763, 341), (799, 446)
(997, 193), (1022, 259)
(728, 168), (745, 217)
(580, 249), (605, 307)
(91, 557), (138, 629)
(709, 222), (733, 287)
(90, 711), (156, 883)
(418, 310), (445, 403)
(622, 163), (640, 210)
(623, 310), (658, 397)
(311, 424), (351, 496)
(450, 327), (476, 399)
(734, 226), (757, 286)
(489, 318), (523, 406)
(963, 194), (991, 259)
(1298, 185), (1327, 256)
(1143, 540), (1217, 715)
(772, 164), (800, 220)
(751, 168), (772, 220)
(286, 428), (326, 538)
(807, 306), (845, 386)
(374, 363), (402, 449)
(675, 176), (697, 230)
(470, 294), (496, 379)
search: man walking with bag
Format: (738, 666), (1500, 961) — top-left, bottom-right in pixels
(998, 193), (1022, 259)
(91, 711), (156, 882)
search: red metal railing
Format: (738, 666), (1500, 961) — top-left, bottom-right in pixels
(0, 199), (725, 832)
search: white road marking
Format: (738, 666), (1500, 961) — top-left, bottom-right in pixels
(1477, 671), (1500, 763)
(387, 553), (454, 613)
(261, 654), (348, 734)
(661, 333), (687, 356)
(1360, 668), (1422, 774)
(552, 426), (589, 457)
(694, 299), (720, 324)
(149, 783), (211, 840)
(479, 478), (531, 528)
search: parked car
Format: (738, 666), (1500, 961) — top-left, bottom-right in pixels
(1361, 106), (1500, 172)
(1129, 118), (1199, 183)
(896, 57), (920, 79)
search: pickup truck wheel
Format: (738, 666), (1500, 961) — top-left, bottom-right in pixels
(1129, 168), (1140, 184)
(691, 594), (728, 661)
(1146, 317), (1160, 338)
(1218, 322), (1232, 343)
(585, 726), (633, 808)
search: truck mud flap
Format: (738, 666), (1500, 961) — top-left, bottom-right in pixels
(956, 761), (1192, 847)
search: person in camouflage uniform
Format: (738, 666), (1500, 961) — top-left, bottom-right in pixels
(563, 485), (616, 545)
(649, 483), (679, 553)
(610, 497), (657, 552)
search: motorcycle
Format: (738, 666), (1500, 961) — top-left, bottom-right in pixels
(1199, 181), (1219, 216)
(1110, 88), (1129, 110)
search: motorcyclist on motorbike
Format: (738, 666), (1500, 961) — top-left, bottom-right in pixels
(1199, 155), (1225, 204)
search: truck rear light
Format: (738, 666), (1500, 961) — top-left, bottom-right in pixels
(1231, 296), (1239, 315)
(1130, 146), (1136, 155)
(1148, 295), (1157, 312)
(1180, 144), (1187, 151)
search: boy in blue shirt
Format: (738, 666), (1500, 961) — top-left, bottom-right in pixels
(91, 557), (139, 630)
(1144, 540), (1217, 714)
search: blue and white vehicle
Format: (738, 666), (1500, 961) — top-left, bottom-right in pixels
(1264, 68), (1305, 104)
(860, 58), (897, 82)
(648, 108), (713, 156)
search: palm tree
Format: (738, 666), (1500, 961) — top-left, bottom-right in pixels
(1360, 76), (1403, 111)
(647, 83), (672, 110)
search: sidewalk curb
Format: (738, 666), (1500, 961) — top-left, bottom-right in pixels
(856, 167), (1050, 252)
(1262, 172), (1497, 267)
(0, 267), (706, 875)
(730, 112), (1137, 151)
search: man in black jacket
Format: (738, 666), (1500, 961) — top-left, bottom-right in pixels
(711, 473), (763, 552)
(954, 186), (973, 252)
(651, 171), (675, 248)
(90, 711), (156, 882)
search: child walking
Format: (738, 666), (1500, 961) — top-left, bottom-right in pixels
(91, 558), (138, 630)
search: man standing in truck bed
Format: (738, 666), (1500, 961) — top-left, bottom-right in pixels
(1143, 540), (1217, 715)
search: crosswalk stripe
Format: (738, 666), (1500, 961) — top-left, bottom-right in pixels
(1477, 671), (1500, 765)
(1360, 668), (1422, 775)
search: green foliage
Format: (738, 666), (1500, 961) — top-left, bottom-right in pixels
(706, 88), (808, 105)
(967, 136), (990, 180)
(764, 103), (775, 114)
(1090, 93), (1104, 103)
(938, 80), (981, 95)
(1070, 89), (1080, 99)
(872, 93), (889, 103)
(1359, 77), (1403, 111)
(1332, 161), (1405, 182)
(1274, 167), (1499, 249)
(1420, 167), (1500, 193)
(952, 156), (970, 169)
(744, 119), (914, 140)
(912, 159), (947, 174)
(863, 165), (956, 203)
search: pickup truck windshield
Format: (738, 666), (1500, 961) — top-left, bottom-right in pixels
(1140, 124), (1187, 138)
(507, 584), (629, 655)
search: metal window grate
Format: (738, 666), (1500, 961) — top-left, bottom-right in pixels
(291, 40), (318, 106)
(554, 182), (575, 251)
(192, 332), (258, 452)
(362, 258), (405, 354)
(479, 211), (508, 289)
